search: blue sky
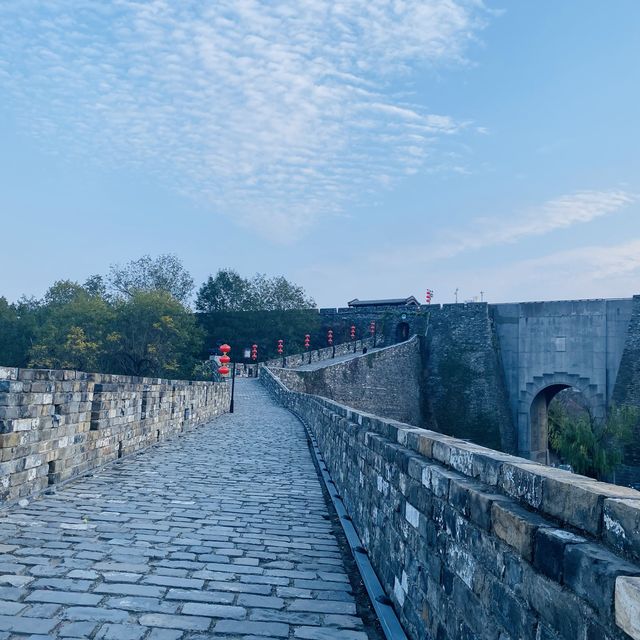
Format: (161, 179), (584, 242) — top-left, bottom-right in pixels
(1, 1), (639, 307)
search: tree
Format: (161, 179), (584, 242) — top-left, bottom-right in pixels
(83, 274), (108, 298)
(196, 270), (315, 313)
(0, 297), (37, 367)
(549, 402), (637, 480)
(196, 269), (253, 312)
(108, 254), (194, 304)
(105, 290), (203, 378)
(28, 281), (112, 372)
(251, 274), (315, 311)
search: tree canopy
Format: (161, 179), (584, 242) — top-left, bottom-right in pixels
(548, 399), (637, 480)
(196, 269), (315, 313)
(106, 290), (202, 378)
(28, 280), (112, 372)
(108, 254), (195, 303)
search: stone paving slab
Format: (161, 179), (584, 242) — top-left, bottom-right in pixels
(0, 380), (373, 639)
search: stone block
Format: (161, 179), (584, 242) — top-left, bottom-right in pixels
(409, 431), (434, 458)
(0, 368), (18, 381)
(491, 501), (550, 561)
(615, 576), (640, 640)
(603, 498), (640, 563)
(489, 577), (537, 640)
(533, 528), (586, 583)
(0, 393), (20, 407)
(499, 462), (543, 509)
(564, 542), (639, 617)
(543, 471), (638, 536)
(468, 487), (508, 531)
(522, 567), (588, 639)
(428, 465), (457, 499)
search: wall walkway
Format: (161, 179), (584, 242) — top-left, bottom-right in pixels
(0, 379), (376, 638)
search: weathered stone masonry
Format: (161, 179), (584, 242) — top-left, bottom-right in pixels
(0, 366), (230, 504)
(261, 366), (640, 640)
(270, 337), (424, 426)
(613, 295), (640, 484)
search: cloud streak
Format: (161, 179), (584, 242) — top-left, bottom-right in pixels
(375, 189), (636, 266)
(0, 0), (488, 240)
(434, 189), (637, 258)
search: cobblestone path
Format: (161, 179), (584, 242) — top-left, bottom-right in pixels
(0, 380), (372, 640)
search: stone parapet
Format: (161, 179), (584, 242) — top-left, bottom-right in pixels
(0, 366), (230, 504)
(269, 336), (423, 426)
(260, 366), (640, 640)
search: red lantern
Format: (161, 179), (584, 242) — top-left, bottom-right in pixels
(350, 325), (356, 339)
(369, 321), (376, 335)
(304, 334), (310, 348)
(327, 329), (333, 346)
(218, 344), (231, 376)
(277, 339), (284, 355)
(251, 344), (258, 361)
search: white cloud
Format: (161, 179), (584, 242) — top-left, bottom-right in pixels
(437, 189), (637, 258)
(0, 0), (488, 241)
(376, 189), (636, 266)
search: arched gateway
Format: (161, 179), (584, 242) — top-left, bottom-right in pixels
(523, 373), (605, 463)
(491, 298), (633, 461)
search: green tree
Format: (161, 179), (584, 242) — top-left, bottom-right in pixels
(0, 297), (38, 367)
(83, 274), (108, 298)
(196, 269), (315, 313)
(108, 254), (194, 304)
(105, 290), (203, 378)
(196, 269), (253, 312)
(251, 273), (315, 311)
(28, 281), (112, 372)
(549, 403), (637, 480)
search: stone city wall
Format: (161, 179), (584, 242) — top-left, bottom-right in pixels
(0, 366), (230, 504)
(613, 295), (640, 485)
(269, 336), (423, 426)
(424, 303), (515, 453)
(260, 366), (640, 640)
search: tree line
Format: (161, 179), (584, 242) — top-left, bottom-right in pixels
(0, 255), (319, 379)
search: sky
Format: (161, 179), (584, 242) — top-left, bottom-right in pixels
(1, 0), (639, 307)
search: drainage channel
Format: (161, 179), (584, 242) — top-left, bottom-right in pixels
(303, 423), (409, 640)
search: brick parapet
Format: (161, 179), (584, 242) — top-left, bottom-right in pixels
(0, 366), (230, 504)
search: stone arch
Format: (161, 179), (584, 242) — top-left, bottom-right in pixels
(395, 322), (410, 342)
(518, 372), (606, 463)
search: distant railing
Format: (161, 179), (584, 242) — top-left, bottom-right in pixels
(262, 336), (379, 369)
